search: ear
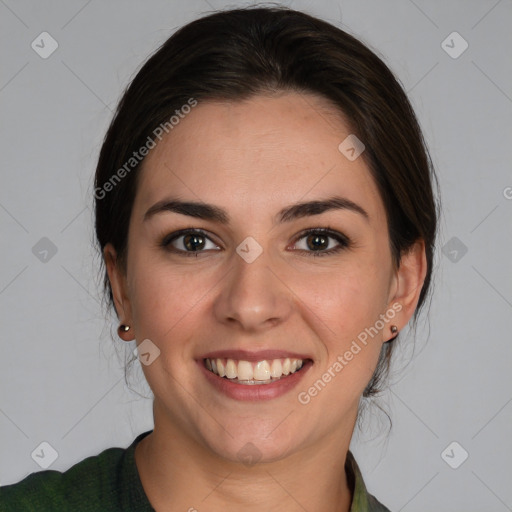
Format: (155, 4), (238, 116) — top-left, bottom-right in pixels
(104, 243), (134, 341)
(387, 239), (427, 339)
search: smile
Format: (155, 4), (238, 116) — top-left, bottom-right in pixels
(204, 357), (305, 385)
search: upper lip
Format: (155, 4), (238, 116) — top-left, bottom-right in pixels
(199, 349), (312, 362)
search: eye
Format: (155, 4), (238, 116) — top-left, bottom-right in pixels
(160, 227), (351, 258)
(291, 228), (351, 257)
(160, 229), (220, 256)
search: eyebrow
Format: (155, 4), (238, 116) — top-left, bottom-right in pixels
(143, 195), (369, 224)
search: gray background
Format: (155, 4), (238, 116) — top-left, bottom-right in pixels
(1, 0), (511, 510)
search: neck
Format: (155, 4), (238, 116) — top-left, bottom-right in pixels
(135, 409), (355, 512)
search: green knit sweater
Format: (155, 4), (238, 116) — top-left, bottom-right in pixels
(0, 430), (391, 511)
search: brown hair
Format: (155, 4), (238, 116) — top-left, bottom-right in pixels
(94, 5), (440, 400)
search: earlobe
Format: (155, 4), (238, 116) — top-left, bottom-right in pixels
(388, 240), (427, 336)
(104, 243), (133, 340)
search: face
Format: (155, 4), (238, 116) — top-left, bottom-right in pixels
(106, 92), (425, 464)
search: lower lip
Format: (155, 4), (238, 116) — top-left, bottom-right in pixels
(197, 359), (313, 401)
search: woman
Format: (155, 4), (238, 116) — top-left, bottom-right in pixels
(0, 5), (439, 511)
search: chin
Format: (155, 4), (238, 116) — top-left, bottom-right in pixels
(200, 421), (302, 466)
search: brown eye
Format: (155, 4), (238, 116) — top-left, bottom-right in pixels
(181, 233), (206, 251)
(293, 228), (350, 257)
(161, 229), (220, 256)
(305, 233), (329, 251)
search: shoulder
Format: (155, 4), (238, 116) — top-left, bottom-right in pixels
(0, 432), (153, 512)
(346, 451), (392, 512)
(366, 493), (392, 512)
(0, 446), (125, 511)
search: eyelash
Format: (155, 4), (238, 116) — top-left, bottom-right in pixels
(159, 227), (351, 258)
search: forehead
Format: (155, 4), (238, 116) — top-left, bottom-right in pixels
(134, 92), (384, 222)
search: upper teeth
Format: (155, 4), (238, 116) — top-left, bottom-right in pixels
(205, 357), (304, 381)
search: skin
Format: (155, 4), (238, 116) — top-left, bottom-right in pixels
(105, 91), (427, 512)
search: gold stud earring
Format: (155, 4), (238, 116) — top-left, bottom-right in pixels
(118, 324), (130, 337)
(386, 325), (398, 343)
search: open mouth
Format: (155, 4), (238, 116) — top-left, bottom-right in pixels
(204, 357), (310, 385)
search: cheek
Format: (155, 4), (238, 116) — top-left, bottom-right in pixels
(127, 255), (206, 346)
(307, 260), (390, 335)
(298, 270), (387, 405)
(127, 264), (205, 393)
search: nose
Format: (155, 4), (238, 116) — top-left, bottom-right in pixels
(213, 243), (293, 333)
